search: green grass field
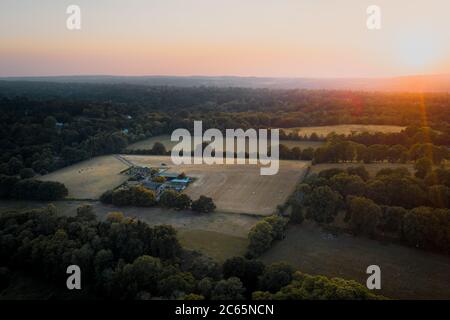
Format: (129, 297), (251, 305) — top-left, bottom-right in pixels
(178, 229), (248, 262)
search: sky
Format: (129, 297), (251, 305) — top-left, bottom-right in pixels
(1, 0), (449, 78)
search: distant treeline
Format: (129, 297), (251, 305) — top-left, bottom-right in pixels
(280, 126), (450, 147)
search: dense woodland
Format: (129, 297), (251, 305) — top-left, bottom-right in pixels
(0, 205), (382, 300)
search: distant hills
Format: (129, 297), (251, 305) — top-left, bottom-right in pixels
(1, 74), (450, 92)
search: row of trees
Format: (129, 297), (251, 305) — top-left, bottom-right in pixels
(247, 216), (288, 258)
(279, 140), (449, 165)
(288, 166), (450, 253)
(280, 126), (450, 147)
(101, 187), (216, 213)
(0, 175), (68, 200)
(0, 205), (382, 299)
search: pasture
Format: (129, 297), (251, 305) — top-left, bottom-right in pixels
(38, 155), (130, 199)
(261, 222), (450, 299)
(123, 155), (310, 216)
(283, 124), (406, 138)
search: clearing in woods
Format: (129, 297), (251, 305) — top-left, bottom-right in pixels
(38, 155), (130, 199)
(122, 155), (310, 216)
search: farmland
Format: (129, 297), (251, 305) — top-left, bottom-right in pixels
(126, 134), (324, 151)
(122, 155), (310, 216)
(261, 222), (450, 299)
(38, 155), (130, 199)
(284, 124), (406, 138)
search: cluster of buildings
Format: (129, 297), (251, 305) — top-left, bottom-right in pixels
(125, 165), (191, 196)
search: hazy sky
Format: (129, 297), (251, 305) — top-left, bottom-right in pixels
(1, 0), (449, 77)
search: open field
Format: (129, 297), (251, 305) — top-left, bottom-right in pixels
(284, 124), (406, 138)
(126, 134), (324, 151)
(0, 200), (256, 262)
(38, 155), (130, 199)
(123, 155), (310, 216)
(309, 163), (415, 177)
(178, 229), (248, 262)
(261, 222), (450, 299)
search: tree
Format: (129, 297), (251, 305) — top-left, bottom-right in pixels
(100, 189), (113, 204)
(365, 179), (388, 204)
(191, 195), (216, 213)
(19, 168), (35, 179)
(158, 272), (195, 298)
(131, 186), (156, 207)
(318, 168), (345, 180)
(424, 168), (450, 187)
(247, 221), (273, 258)
(271, 271), (383, 300)
(152, 142), (167, 155)
(428, 185), (450, 208)
(211, 277), (245, 300)
(330, 173), (366, 197)
(414, 157), (433, 179)
(0, 175), (19, 199)
(151, 225), (181, 259)
(346, 166), (369, 181)
(258, 262), (294, 293)
(174, 193), (192, 210)
(158, 190), (179, 208)
(36, 181), (68, 200)
(223, 257), (265, 295)
(7, 157), (24, 175)
(402, 207), (450, 252)
(106, 211), (125, 223)
(263, 215), (287, 240)
(387, 145), (408, 163)
(347, 196), (382, 237)
(304, 186), (342, 223)
(112, 188), (132, 206)
(379, 206), (407, 235)
(76, 205), (96, 221)
(121, 255), (163, 297)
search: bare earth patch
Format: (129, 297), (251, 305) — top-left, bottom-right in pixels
(38, 155), (130, 199)
(123, 155), (310, 216)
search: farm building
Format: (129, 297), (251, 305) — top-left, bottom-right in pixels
(158, 172), (180, 180)
(142, 181), (164, 193)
